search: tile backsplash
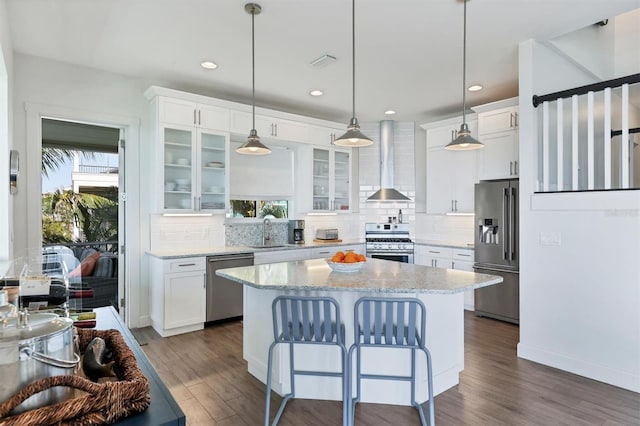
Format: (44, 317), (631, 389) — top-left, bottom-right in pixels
(224, 220), (289, 246)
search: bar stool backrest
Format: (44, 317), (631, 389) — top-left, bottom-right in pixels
(272, 296), (343, 345)
(354, 297), (427, 348)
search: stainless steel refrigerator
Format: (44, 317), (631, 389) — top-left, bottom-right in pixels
(473, 179), (519, 324)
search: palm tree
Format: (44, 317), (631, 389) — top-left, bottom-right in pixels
(41, 147), (95, 178)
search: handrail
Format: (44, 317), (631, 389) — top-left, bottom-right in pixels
(532, 73), (640, 107)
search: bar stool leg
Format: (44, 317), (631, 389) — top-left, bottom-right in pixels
(264, 341), (277, 426)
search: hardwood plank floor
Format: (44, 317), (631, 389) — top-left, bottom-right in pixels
(135, 313), (640, 425)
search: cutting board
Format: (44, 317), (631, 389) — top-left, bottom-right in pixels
(313, 238), (342, 243)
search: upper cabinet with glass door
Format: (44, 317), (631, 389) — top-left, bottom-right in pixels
(161, 125), (229, 212)
(311, 147), (351, 212)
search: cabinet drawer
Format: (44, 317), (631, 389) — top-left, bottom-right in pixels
(310, 247), (335, 259)
(422, 245), (453, 258)
(452, 248), (475, 262)
(164, 257), (206, 273)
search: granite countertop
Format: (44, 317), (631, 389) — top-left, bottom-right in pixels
(414, 240), (475, 249)
(147, 239), (364, 259)
(216, 257), (502, 294)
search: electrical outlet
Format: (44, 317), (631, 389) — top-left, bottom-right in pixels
(539, 231), (561, 246)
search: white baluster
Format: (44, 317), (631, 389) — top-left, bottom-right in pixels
(604, 87), (612, 189)
(587, 91), (594, 190)
(542, 101), (549, 192)
(572, 95), (579, 190)
(621, 83), (630, 189)
(557, 98), (563, 191)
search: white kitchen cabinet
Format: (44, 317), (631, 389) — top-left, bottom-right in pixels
(425, 119), (478, 214)
(230, 110), (308, 143)
(309, 244), (364, 259)
(254, 249), (311, 265)
(477, 105), (519, 180)
(159, 96), (229, 131)
(451, 248), (476, 311)
(477, 106), (518, 136)
(312, 147), (352, 212)
(308, 125), (343, 146)
(149, 256), (206, 337)
(421, 245), (454, 269)
(160, 125), (229, 212)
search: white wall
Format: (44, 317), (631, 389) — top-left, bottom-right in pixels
(0, 0), (13, 260)
(518, 40), (640, 392)
(12, 53), (150, 327)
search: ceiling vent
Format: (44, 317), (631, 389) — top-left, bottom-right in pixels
(310, 54), (337, 68)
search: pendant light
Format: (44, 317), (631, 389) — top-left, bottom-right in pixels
(333, 0), (373, 148)
(236, 3), (271, 155)
(445, 0), (484, 151)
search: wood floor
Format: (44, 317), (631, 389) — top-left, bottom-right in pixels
(135, 313), (640, 425)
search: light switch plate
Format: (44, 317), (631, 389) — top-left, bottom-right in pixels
(540, 231), (561, 246)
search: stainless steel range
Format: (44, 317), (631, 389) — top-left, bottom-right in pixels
(365, 223), (414, 263)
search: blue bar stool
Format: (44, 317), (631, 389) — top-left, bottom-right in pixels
(265, 296), (348, 426)
(348, 297), (435, 426)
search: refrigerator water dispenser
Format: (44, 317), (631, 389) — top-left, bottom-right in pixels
(479, 218), (499, 244)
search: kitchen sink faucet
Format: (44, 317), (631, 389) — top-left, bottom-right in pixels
(263, 218), (272, 246)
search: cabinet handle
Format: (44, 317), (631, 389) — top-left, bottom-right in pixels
(274, 123), (278, 136)
(198, 110), (201, 125)
(454, 200), (458, 212)
(515, 112), (519, 127)
(428, 251), (440, 254)
(510, 161), (513, 175)
(510, 113), (513, 128)
(178, 263), (196, 267)
(514, 160), (518, 175)
(458, 253), (471, 257)
(193, 109), (197, 125)
(204, 273), (206, 288)
(451, 261), (455, 269)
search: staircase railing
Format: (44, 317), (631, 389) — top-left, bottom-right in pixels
(532, 73), (639, 192)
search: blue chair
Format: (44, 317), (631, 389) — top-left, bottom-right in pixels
(348, 297), (435, 426)
(265, 296), (348, 426)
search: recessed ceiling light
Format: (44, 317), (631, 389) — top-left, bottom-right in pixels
(468, 84), (483, 92)
(384, 110), (396, 115)
(309, 89), (324, 97)
(200, 61), (218, 70)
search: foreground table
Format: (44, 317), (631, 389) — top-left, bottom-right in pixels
(217, 258), (502, 406)
(95, 307), (186, 425)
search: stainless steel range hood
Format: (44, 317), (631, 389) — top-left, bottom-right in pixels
(367, 120), (411, 201)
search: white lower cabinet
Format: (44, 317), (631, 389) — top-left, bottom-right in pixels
(415, 245), (475, 310)
(309, 244), (364, 259)
(254, 249), (311, 265)
(149, 256), (206, 337)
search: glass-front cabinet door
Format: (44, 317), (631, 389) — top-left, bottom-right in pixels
(312, 148), (330, 211)
(333, 150), (350, 212)
(199, 131), (227, 211)
(311, 147), (350, 212)
(162, 125), (228, 212)
(163, 126), (196, 211)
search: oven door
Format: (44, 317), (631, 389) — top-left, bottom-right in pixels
(367, 252), (414, 264)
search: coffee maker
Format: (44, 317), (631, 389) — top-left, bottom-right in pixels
(288, 220), (305, 244)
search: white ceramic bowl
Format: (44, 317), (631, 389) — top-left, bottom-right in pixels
(175, 178), (190, 185)
(326, 260), (365, 273)
(176, 158), (190, 166)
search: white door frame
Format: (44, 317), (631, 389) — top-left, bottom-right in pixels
(25, 102), (140, 325)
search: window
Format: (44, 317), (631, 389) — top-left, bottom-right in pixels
(229, 200), (288, 218)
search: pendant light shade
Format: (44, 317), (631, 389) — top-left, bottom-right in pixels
(445, 0), (483, 151)
(236, 3), (271, 156)
(333, 0), (372, 148)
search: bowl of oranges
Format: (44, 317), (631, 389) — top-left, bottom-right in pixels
(326, 250), (367, 273)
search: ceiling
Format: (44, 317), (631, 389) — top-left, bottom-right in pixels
(5, 0), (639, 124)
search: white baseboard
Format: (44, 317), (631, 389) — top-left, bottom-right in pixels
(517, 342), (640, 393)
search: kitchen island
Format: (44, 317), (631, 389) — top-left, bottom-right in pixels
(217, 258), (502, 406)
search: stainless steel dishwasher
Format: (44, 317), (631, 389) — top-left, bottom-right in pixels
(206, 252), (254, 322)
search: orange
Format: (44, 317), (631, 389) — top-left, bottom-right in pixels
(343, 252), (357, 263)
(356, 254), (366, 262)
(331, 254), (343, 262)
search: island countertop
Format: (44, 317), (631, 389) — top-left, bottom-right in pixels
(216, 257), (502, 294)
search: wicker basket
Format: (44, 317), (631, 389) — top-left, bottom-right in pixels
(0, 328), (150, 425)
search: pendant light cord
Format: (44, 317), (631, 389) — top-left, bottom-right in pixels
(462, 0), (467, 125)
(351, 0), (356, 119)
(251, 8), (256, 131)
